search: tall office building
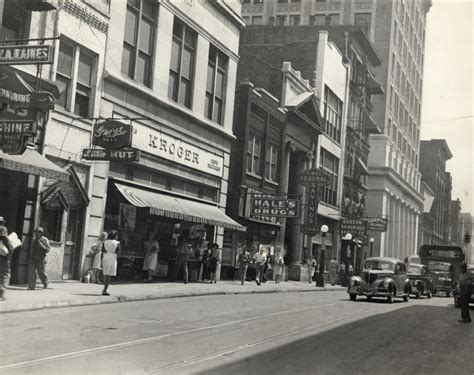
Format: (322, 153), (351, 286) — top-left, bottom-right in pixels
(242, 0), (432, 260)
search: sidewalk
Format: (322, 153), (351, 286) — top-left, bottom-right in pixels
(0, 279), (345, 314)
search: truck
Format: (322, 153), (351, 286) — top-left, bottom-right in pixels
(418, 245), (465, 297)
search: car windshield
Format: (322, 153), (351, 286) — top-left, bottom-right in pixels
(407, 265), (422, 275)
(428, 262), (450, 272)
(363, 260), (394, 271)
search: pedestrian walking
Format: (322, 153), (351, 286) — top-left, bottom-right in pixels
(172, 237), (193, 284)
(143, 232), (159, 282)
(28, 227), (50, 290)
(208, 243), (221, 283)
(458, 262), (472, 323)
(91, 231), (108, 284)
(0, 224), (14, 301)
(253, 248), (266, 286)
(200, 243), (211, 281)
(101, 231), (120, 296)
(236, 245), (251, 285)
(339, 262), (347, 287)
(307, 256), (317, 284)
(329, 257), (339, 286)
(273, 250), (284, 284)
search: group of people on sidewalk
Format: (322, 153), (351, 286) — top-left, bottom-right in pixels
(234, 246), (285, 286)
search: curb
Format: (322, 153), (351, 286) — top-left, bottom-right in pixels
(0, 287), (346, 315)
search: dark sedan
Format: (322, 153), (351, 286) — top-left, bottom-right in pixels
(407, 263), (433, 298)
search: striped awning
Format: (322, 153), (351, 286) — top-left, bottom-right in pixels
(115, 183), (246, 232)
(0, 149), (69, 181)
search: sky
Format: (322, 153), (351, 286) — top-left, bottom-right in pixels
(421, 0), (474, 214)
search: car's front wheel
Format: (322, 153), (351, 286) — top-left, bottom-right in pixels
(387, 288), (395, 304)
(367, 296), (372, 302)
(426, 290), (432, 299)
(349, 293), (357, 301)
(403, 294), (409, 302)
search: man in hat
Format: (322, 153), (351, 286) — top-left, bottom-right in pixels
(28, 227), (50, 290)
(458, 262), (472, 323)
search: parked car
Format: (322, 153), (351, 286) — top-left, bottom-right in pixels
(407, 263), (433, 298)
(348, 257), (411, 303)
(427, 261), (454, 297)
(453, 264), (474, 308)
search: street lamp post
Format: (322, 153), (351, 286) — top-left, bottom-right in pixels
(316, 225), (329, 287)
(369, 237), (374, 258)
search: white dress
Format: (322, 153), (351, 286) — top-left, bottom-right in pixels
(102, 239), (120, 276)
(143, 240), (159, 271)
(92, 240), (104, 269)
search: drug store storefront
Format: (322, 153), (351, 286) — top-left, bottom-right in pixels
(103, 121), (245, 280)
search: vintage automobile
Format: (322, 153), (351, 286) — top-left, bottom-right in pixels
(427, 261), (454, 297)
(407, 263), (433, 298)
(348, 257), (411, 303)
(453, 264), (474, 308)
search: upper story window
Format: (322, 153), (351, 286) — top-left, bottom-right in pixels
(56, 39), (96, 117)
(252, 16), (263, 25)
(354, 12), (372, 35)
(1, 0), (30, 41)
(247, 133), (262, 176)
(265, 144), (279, 182)
(206, 45), (228, 125)
(289, 15), (300, 26)
(320, 148), (339, 207)
(323, 86), (342, 143)
(276, 15), (286, 26)
(168, 18), (197, 109)
(121, 0), (156, 87)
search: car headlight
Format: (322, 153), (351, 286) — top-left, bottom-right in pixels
(438, 277), (446, 281)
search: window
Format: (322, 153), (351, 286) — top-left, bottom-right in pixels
(168, 18), (197, 109)
(313, 14), (326, 26)
(40, 209), (63, 242)
(205, 45), (228, 125)
(320, 149), (339, 207)
(289, 15), (300, 26)
(55, 39), (96, 117)
(1, 0), (30, 41)
(247, 133), (262, 176)
(276, 15), (286, 26)
(328, 14), (340, 25)
(252, 16), (263, 25)
(277, 0), (288, 3)
(121, 0), (156, 87)
(323, 86), (342, 143)
(265, 144), (279, 182)
(354, 13), (372, 35)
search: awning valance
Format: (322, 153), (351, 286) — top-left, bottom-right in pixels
(0, 149), (69, 181)
(115, 183), (246, 232)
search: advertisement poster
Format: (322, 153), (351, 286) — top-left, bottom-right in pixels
(119, 203), (136, 230)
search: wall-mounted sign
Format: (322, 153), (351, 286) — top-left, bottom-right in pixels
(301, 183), (320, 236)
(82, 148), (140, 162)
(250, 195), (300, 218)
(340, 217), (367, 234)
(92, 120), (132, 150)
(132, 122), (224, 178)
(299, 168), (330, 185)
(0, 44), (53, 65)
(366, 217), (388, 232)
(244, 188), (282, 225)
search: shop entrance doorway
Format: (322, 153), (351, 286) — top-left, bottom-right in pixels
(63, 209), (84, 279)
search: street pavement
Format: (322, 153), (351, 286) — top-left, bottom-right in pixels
(0, 279), (344, 314)
(1, 290), (472, 375)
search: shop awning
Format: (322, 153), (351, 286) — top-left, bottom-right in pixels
(0, 149), (69, 181)
(115, 183), (246, 232)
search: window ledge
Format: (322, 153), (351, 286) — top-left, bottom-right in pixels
(264, 178), (279, 187)
(246, 171), (263, 179)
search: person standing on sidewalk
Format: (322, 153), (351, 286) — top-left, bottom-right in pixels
(209, 243), (221, 284)
(0, 224), (14, 301)
(253, 248), (266, 286)
(28, 227), (50, 290)
(172, 236), (192, 284)
(143, 232), (159, 283)
(236, 245), (251, 285)
(200, 243), (211, 281)
(329, 257), (339, 286)
(307, 256), (317, 284)
(91, 232), (108, 284)
(101, 231), (120, 296)
(458, 263), (472, 323)
(273, 249), (284, 284)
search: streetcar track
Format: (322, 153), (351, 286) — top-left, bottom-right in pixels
(150, 306), (386, 374)
(0, 302), (340, 370)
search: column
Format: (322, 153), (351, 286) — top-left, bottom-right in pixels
(389, 197), (396, 258)
(290, 155), (305, 265)
(394, 200), (401, 259)
(279, 144), (292, 252)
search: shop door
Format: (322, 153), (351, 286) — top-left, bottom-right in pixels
(63, 209), (83, 280)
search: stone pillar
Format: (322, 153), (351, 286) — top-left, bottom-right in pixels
(279, 144), (292, 251)
(290, 155), (306, 265)
(394, 200), (401, 259)
(390, 197), (396, 259)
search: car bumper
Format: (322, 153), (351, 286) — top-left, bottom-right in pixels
(348, 286), (391, 297)
(434, 285), (451, 292)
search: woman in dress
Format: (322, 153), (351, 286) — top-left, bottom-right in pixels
(273, 250), (284, 284)
(101, 231), (120, 296)
(143, 232), (159, 282)
(208, 243), (221, 284)
(91, 232), (108, 284)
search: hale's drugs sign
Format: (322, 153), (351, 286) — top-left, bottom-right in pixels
(250, 194), (300, 218)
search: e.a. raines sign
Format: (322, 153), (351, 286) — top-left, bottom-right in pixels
(0, 45), (53, 65)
